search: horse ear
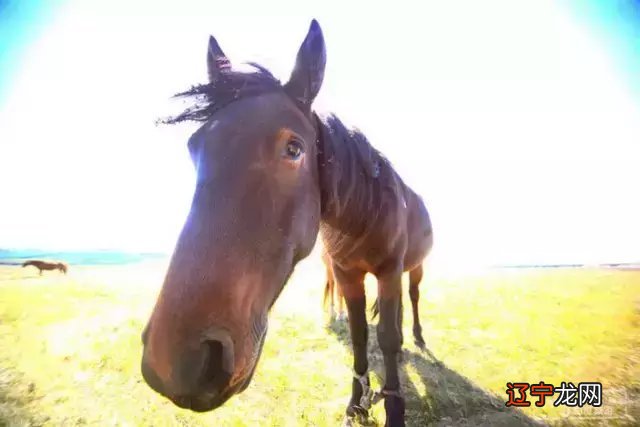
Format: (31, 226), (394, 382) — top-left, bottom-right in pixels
(207, 35), (231, 83)
(284, 19), (326, 110)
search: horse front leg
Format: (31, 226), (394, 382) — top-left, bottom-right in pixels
(333, 265), (370, 420)
(376, 265), (405, 427)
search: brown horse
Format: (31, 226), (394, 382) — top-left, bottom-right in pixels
(22, 260), (68, 275)
(141, 20), (433, 426)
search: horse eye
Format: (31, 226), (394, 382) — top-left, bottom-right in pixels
(283, 140), (304, 160)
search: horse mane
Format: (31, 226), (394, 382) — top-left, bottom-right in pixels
(157, 63), (283, 125)
(315, 113), (404, 239)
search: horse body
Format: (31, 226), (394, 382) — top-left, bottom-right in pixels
(315, 114), (433, 419)
(21, 260), (68, 275)
(142, 20), (432, 426)
(317, 123), (433, 273)
(319, 113), (433, 340)
(321, 177), (433, 321)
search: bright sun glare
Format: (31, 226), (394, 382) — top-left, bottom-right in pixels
(0, 0), (639, 267)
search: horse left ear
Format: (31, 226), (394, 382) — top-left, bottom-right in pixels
(284, 19), (326, 110)
(207, 35), (231, 83)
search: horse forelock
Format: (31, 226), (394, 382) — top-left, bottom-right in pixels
(157, 63), (283, 125)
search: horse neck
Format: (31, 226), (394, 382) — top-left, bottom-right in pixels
(315, 114), (399, 237)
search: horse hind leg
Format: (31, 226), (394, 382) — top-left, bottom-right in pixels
(409, 264), (425, 350)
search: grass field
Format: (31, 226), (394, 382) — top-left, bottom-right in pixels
(1, 254), (638, 426)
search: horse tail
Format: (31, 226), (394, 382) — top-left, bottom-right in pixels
(321, 248), (334, 311)
(323, 274), (332, 309)
(22, 261), (32, 268)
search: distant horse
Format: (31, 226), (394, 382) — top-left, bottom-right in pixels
(22, 260), (68, 275)
(141, 20), (433, 426)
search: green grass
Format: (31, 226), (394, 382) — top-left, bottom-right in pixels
(0, 258), (638, 426)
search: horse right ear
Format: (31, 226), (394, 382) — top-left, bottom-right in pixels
(284, 19), (326, 110)
(207, 35), (231, 83)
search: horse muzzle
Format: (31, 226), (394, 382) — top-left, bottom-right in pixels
(141, 327), (236, 411)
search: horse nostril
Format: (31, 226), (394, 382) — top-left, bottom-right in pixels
(200, 330), (234, 391)
(202, 340), (224, 384)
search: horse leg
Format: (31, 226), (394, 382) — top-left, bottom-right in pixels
(376, 264), (406, 427)
(333, 264), (370, 419)
(408, 264), (425, 349)
(38, 268), (43, 276)
(397, 293), (405, 363)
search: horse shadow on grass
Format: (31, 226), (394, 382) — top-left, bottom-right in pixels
(326, 319), (546, 427)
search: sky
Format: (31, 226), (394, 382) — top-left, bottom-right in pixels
(0, 0), (639, 267)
